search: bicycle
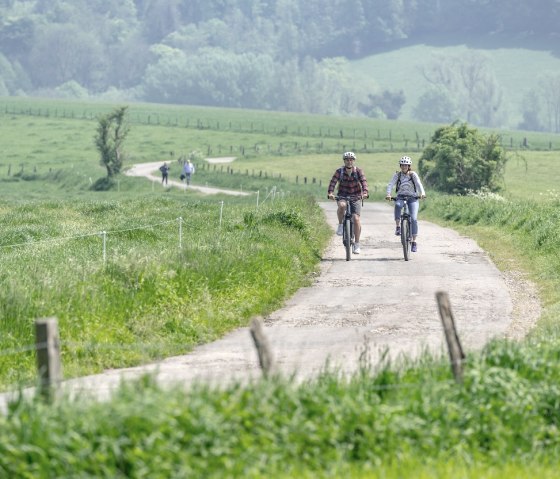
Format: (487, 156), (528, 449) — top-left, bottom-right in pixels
(333, 195), (364, 261)
(390, 195), (416, 261)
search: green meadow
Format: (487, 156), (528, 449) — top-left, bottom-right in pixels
(1, 98), (560, 477)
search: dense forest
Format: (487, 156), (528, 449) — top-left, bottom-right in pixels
(1, 0), (560, 131)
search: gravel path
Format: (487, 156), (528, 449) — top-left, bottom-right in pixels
(0, 168), (541, 410)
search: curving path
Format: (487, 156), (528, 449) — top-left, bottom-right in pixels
(0, 170), (541, 411)
(125, 160), (250, 196)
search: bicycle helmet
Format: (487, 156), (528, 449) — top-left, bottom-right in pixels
(399, 156), (412, 165)
(343, 151), (356, 161)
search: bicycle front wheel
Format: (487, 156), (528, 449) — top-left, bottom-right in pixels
(401, 218), (411, 261)
(344, 219), (352, 261)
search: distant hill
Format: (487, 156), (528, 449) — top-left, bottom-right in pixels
(349, 44), (560, 129)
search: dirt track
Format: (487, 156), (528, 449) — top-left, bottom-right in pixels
(0, 163), (541, 409)
(126, 160), (249, 196)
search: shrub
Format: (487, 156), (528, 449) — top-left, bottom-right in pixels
(418, 122), (508, 194)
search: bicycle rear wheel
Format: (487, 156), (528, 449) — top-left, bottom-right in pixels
(401, 218), (411, 261)
(344, 218), (352, 261)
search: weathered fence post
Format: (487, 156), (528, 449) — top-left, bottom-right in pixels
(35, 317), (63, 401)
(250, 317), (274, 377)
(436, 291), (465, 383)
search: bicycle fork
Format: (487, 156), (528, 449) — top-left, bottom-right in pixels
(343, 215), (354, 246)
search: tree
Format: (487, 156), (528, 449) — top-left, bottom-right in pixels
(518, 90), (544, 131)
(418, 122), (508, 194)
(141, 0), (182, 43)
(95, 106), (129, 178)
(360, 89), (405, 120)
(26, 23), (104, 90)
(519, 74), (560, 132)
(0, 53), (25, 94)
(418, 52), (505, 127)
(412, 87), (457, 123)
(539, 73), (560, 133)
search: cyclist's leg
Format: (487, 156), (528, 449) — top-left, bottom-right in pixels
(350, 200), (362, 243)
(337, 200), (347, 224)
(408, 199), (420, 240)
(394, 198), (404, 234)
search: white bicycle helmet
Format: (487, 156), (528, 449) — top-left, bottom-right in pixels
(343, 151), (356, 161)
(399, 156), (412, 165)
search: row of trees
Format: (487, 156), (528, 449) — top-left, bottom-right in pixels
(1, 0), (560, 130)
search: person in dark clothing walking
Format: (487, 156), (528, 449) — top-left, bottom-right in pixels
(159, 162), (170, 185)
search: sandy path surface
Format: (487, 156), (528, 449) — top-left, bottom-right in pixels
(0, 168), (541, 410)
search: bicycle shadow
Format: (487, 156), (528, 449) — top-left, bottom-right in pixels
(326, 257), (403, 263)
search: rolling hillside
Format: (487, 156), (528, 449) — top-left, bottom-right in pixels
(350, 43), (560, 128)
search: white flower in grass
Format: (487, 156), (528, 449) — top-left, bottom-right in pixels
(466, 188), (506, 202)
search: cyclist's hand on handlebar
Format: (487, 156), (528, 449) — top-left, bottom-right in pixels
(327, 193), (335, 200)
(420, 194), (426, 199)
(362, 193), (369, 199)
(385, 195), (392, 201)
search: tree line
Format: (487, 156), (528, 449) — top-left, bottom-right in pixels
(1, 0), (559, 131)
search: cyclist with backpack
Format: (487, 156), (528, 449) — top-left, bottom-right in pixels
(327, 151), (369, 254)
(385, 156), (426, 252)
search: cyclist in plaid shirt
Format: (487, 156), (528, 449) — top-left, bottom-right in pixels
(327, 151), (369, 254)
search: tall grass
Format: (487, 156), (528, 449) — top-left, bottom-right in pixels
(2, 332), (560, 477)
(0, 194), (331, 388)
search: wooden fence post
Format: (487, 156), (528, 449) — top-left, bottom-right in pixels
(35, 317), (63, 401)
(436, 292), (465, 383)
(250, 317), (274, 377)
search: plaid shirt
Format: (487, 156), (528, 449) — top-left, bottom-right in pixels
(327, 166), (368, 197)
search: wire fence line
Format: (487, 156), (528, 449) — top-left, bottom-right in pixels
(0, 294), (470, 402)
(1, 189), (289, 259)
(0, 217), (188, 272)
(0, 323), (471, 400)
(5, 103), (557, 152)
(0, 218), (181, 251)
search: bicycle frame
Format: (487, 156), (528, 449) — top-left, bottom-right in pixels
(335, 195), (361, 261)
(391, 196), (414, 261)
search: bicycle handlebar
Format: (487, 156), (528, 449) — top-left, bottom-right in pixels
(330, 195), (368, 201)
(388, 195), (422, 201)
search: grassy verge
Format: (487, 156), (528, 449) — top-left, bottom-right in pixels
(0, 193), (331, 388)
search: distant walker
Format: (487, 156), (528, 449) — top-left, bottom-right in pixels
(159, 162), (170, 186)
(181, 160), (195, 186)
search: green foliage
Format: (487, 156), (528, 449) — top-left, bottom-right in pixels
(90, 176), (117, 191)
(419, 122), (508, 194)
(94, 106), (130, 178)
(412, 87), (457, 123)
(262, 210), (308, 235)
(361, 89), (406, 120)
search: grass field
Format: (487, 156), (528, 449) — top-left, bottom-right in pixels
(1, 97), (560, 477)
